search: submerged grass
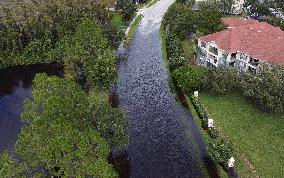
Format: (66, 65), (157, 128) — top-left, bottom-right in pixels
(124, 14), (143, 48)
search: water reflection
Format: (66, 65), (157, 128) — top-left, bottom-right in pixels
(0, 64), (62, 153)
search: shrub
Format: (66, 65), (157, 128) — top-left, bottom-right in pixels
(173, 65), (206, 95)
(203, 67), (240, 94)
(241, 64), (284, 112)
(165, 31), (186, 70)
(206, 136), (233, 165)
(190, 95), (209, 128)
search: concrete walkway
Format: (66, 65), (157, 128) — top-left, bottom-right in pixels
(117, 1), (207, 177)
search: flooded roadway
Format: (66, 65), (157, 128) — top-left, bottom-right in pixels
(117, 0), (208, 177)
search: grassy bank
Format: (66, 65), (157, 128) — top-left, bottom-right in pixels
(124, 14), (143, 48)
(199, 92), (284, 178)
(185, 96), (228, 178)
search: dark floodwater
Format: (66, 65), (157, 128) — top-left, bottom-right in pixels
(117, 8), (208, 177)
(0, 64), (62, 153)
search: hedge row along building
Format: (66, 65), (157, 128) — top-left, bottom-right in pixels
(197, 18), (284, 72)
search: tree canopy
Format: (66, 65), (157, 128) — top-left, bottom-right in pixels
(62, 19), (117, 89)
(0, 73), (128, 177)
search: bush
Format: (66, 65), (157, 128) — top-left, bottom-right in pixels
(206, 136), (232, 165)
(190, 95), (234, 167)
(203, 67), (240, 94)
(173, 65), (206, 95)
(241, 64), (284, 112)
(165, 31), (186, 70)
(190, 96), (210, 128)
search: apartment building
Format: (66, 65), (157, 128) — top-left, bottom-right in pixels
(197, 18), (284, 72)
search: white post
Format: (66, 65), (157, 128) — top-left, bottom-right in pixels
(228, 157), (235, 168)
(208, 118), (214, 128)
(194, 91), (199, 98)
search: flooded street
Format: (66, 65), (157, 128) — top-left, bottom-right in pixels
(0, 64), (62, 153)
(117, 0), (207, 177)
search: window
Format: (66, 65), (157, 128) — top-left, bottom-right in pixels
(231, 52), (237, 59)
(229, 61), (235, 67)
(209, 46), (218, 55)
(201, 41), (206, 48)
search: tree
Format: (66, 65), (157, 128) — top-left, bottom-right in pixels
(90, 92), (128, 149)
(173, 65), (207, 95)
(196, 9), (225, 35)
(62, 19), (117, 89)
(0, 151), (25, 177)
(7, 73), (128, 177)
(241, 64), (284, 112)
(200, 0), (234, 14)
(115, 0), (137, 21)
(203, 67), (240, 94)
(0, 0), (118, 69)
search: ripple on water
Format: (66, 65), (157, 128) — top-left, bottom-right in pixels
(117, 1), (208, 177)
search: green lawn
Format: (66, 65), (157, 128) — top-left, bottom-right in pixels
(182, 39), (196, 64)
(199, 92), (284, 178)
(124, 14), (143, 48)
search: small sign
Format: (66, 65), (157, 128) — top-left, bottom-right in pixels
(208, 118), (214, 128)
(194, 91), (198, 98)
(228, 157), (235, 168)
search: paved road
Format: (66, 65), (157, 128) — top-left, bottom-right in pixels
(117, 1), (207, 177)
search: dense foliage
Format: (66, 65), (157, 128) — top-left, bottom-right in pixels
(0, 0), (123, 69)
(0, 73), (128, 177)
(62, 19), (117, 88)
(202, 64), (284, 113)
(200, 0), (234, 14)
(165, 32), (186, 70)
(0, 151), (25, 177)
(203, 67), (240, 94)
(191, 96), (233, 166)
(241, 64), (284, 113)
(115, 0), (137, 21)
(173, 65), (206, 95)
(206, 133), (233, 165)
(90, 92), (129, 149)
(162, 2), (225, 71)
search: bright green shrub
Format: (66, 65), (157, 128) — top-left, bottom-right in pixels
(206, 136), (233, 165)
(173, 65), (206, 95)
(190, 95), (209, 128)
(241, 64), (284, 113)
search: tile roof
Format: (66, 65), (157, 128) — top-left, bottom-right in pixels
(200, 18), (284, 64)
(223, 18), (258, 28)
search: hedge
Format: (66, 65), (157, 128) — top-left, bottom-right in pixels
(190, 95), (234, 168)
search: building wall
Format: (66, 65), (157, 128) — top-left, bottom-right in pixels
(197, 39), (260, 72)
